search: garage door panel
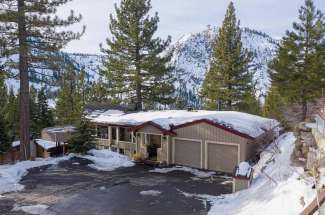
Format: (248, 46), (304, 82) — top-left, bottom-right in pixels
(174, 139), (201, 168)
(207, 143), (238, 173)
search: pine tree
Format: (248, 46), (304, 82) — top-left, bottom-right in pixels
(101, 0), (174, 111)
(0, 117), (10, 155)
(0, 72), (8, 115)
(5, 88), (19, 141)
(201, 2), (253, 111)
(269, 0), (325, 121)
(88, 77), (108, 103)
(67, 118), (95, 154)
(0, 73), (10, 155)
(56, 66), (82, 125)
(0, 0), (84, 160)
(29, 87), (38, 138)
(36, 88), (54, 135)
(263, 86), (289, 129)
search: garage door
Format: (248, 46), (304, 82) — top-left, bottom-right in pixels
(174, 138), (201, 168)
(207, 142), (239, 173)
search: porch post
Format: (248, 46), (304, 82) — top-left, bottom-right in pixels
(166, 135), (170, 165)
(108, 126), (112, 148)
(116, 127), (120, 153)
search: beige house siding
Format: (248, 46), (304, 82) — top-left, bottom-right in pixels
(232, 178), (250, 192)
(137, 125), (164, 134)
(41, 129), (73, 143)
(173, 122), (249, 163)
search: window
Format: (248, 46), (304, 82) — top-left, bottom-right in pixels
(112, 127), (117, 140)
(119, 127), (132, 142)
(97, 126), (108, 139)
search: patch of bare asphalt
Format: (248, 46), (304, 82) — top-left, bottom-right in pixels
(0, 157), (231, 215)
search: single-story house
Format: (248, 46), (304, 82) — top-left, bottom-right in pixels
(6, 126), (76, 160)
(88, 110), (278, 173)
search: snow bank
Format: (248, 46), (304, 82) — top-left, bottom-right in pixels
(139, 190), (162, 196)
(12, 204), (54, 215)
(91, 110), (278, 138)
(0, 156), (70, 194)
(208, 133), (316, 215)
(235, 162), (252, 177)
(82, 149), (134, 171)
(150, 166), (215, 178)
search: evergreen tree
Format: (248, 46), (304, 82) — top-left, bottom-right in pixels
(0, 117), (10, 155)
(67, 118), (95, 154)
(5, 88), (19, 141)
(101, 0), (174, 111)
(88, 78), (108, 103)
(263, 86), (289, 129)
(0, 0), (84, 160)
(0, 73), (10, 154)
(201, 2), (253, 111)
(56, 66), (82, 125)
(0, 72), (8, 115)
(36, 88), (54, 135)
(29, 87), (38, 138)
(269, 0), (325, 121)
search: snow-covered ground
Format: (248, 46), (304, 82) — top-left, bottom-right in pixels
(139, 190), (162, 196)
(150, 166), (216, 178)
(0, 156), (71, 194)
(82, 149), (134, 171)
(12, 204), (54, 215)
(206, 133), (316, 215)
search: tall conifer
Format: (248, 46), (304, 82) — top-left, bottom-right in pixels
(56, 66), (82, 125)
(201, 2), (253, 111)
(101, 0), (174, 111)
(269, 0), (325, 121)
(0, 0), (84, 159)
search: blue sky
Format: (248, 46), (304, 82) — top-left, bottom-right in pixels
(59, 0), (325, 54)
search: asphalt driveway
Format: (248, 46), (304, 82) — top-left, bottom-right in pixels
(0, 157), (232, 215)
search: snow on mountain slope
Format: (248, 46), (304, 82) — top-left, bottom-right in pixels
(171, 27), (278, 107)
(4, 28), (277, 108)
(5, 53), (102, 93)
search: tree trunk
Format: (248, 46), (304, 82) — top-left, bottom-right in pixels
(135, 43), (142, 111)
(135, 73), (142, 111)
(301, 99), (308, 122)
(18, 0), (30, 160)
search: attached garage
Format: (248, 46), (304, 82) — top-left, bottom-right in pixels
(173, 138), (202, 169)
(206, 141), (239, 173)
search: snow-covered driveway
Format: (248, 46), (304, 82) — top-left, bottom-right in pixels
(0, 155), (231, 215)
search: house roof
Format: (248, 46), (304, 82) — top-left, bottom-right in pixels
(35, 139), (66, 150)
(43, 126), (76, 134)
(89, 110), (279, 139)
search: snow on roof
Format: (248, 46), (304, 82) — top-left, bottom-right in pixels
(86, 109), (125, 119)
(235, 162), (252, 178)
(44, 126), (76, 134)
(90, 110), (278, 138)
(12, 141), (20, 147)
(35, 139), (65, 150)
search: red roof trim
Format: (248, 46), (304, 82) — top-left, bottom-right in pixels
(171, 119), (255, 140)
(132, 121), (176, 136)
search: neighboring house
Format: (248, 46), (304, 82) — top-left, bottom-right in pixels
(39, 126), (76, 157)
(5, 126), (76, 161)
(89, 110), (278, 173)
(0, 141), (20, 164)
